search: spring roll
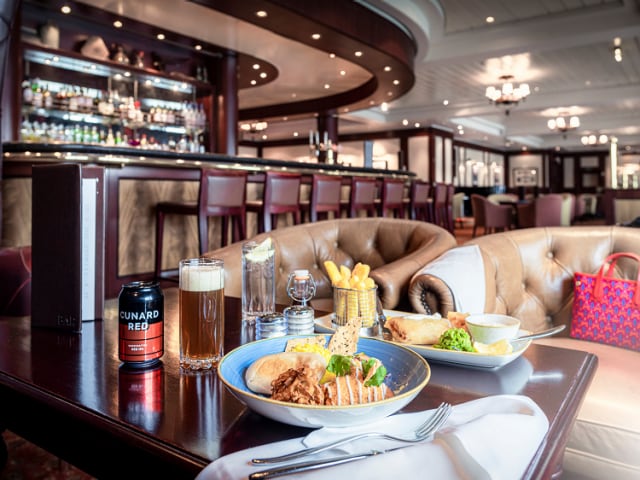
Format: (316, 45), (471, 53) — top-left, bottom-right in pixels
(386, 315), (450, 345)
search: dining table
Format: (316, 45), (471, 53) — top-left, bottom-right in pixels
(0, 288), (597, 479)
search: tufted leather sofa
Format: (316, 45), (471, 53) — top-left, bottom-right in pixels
(205, 217), (457, 312)
(408, 226), (640, 479)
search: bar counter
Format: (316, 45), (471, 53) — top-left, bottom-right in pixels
(1, 142), (415, 297)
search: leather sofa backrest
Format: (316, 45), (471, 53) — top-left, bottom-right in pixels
(464, 226), (640, 333)
(206, 218), (457, 311)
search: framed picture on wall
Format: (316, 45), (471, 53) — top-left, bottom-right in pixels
(513, 167), (538, 186)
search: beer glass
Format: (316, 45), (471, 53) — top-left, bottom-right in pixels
(179, 258), (224, 370)
(241, 239), (275, 324)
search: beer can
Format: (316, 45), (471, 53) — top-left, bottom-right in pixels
(118, 281), (164, 367)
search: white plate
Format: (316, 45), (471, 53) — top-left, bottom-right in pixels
(314, 310), (532, 370)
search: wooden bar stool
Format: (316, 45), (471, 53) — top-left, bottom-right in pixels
(348, 177), (378, 218)
(379, 178), (406, 218)
(308, 173), (343, 222)
(154, 168), (247, 279)
(246, 171), (302, 233)
(410, 180), (432, 222)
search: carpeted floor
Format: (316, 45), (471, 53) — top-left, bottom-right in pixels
(1, 431), (95, 480)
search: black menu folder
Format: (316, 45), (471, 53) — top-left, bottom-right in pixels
(31, 163), (105, 331)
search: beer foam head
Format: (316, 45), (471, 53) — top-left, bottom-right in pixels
(180, 262), (224, 292)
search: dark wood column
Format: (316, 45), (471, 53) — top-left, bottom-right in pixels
(215, 51), (238, 156)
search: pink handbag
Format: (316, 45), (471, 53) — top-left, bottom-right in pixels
(571, 252), (640, 351)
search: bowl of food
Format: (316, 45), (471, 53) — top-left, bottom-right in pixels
(465, 313), (521, 345)
(218, 333), (430, 428)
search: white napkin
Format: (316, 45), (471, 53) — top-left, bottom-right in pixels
(195, 394), (548, 480)
(412, 245), (486, 314)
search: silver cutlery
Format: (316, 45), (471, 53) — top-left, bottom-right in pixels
(251, 401), (452, 465)
(513, 324), (566, 342)
(248, 445), (414, 479)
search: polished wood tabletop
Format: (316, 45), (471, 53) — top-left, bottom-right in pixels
(0, 288), (597, 479)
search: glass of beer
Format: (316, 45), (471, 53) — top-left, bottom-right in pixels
(179, 257), (224, 370)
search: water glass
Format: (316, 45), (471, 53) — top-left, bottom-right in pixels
(179, 257), (224, 370)
(241, 240), (275, 324)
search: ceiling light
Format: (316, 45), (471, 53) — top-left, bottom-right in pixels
(581, 134), (609, 146)
(443, 99), (449, 106)
(260, 72), (267, 78)
(324, 84), (330, 89)
(485, 74), (530, 114)
(194, 44), (202, 51)
(355, 51), (363, 57)
(380, 102), (389, 112)
(393, 79), (399, 85)
(329, 53), (336, 58)
(547, 115), (580, 133)
(61, 5), (71, 14)
(414, 122), (421, 128)
(402, 119), (408, 126)
(339, 70), (346, 76)
(250, 80), (257, 85)
(113, 20), (123, 28)
(240, 121), (268, 133)
(311, 33), (321, 40)
(157, 33), (165, 40)
(486, 16), (495, 23)
(252, 63), (260, 70)
(613, 37), (622, 62)
(384, 66), (391, 72)
(256, 10), (267, 18)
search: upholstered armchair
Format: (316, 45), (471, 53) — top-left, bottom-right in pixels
(517, 194), (564, 228)
(470, 194), (513, 237)
(205, 217), (457, 312)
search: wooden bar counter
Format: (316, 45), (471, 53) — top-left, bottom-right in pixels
(1, 142), (414, 297)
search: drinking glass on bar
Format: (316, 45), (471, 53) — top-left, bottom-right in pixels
(241, 238), (275, 324)
(179, 257), (224, 370)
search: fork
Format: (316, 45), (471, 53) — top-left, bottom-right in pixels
(251, 401), (452, 465)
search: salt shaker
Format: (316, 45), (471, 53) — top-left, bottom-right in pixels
(284, 269), (316, 334)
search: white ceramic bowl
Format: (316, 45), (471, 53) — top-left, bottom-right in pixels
(465, 314), (521, 344)
(218, 334), (430, 428)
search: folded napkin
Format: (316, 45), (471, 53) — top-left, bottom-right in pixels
(412, 245), (486, 314)
(195, 394), (548, 480)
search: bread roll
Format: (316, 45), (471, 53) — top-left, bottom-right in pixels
(386, 315), (450, 344)
(245, 352), (327, 394)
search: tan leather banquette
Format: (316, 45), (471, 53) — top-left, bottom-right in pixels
(206, 217), (457, 312)
(408, 226), (640, 480)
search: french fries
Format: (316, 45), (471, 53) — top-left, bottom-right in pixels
(323, 260), (377, 327)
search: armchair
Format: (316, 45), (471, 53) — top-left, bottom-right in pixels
(470, 194), (513, 237)
(205, 218), (457, 312)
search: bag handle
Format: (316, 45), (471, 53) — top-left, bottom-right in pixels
(594, 252), (640, 308)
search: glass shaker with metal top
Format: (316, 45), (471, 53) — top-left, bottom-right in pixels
(283, 269), (316, 334)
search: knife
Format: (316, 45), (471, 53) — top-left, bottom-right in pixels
(249, 445), (412, 479)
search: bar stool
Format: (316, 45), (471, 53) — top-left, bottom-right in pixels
(246, 171), (302, 233)
(379, 178), (406, 218)
(348, 177), (378, 218)
(432, 182), (449, 230)
(410, 180), (432, 222)
(154, 168), (247, 279)
(308, 174), (343, 222)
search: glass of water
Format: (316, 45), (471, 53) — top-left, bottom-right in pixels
(241, 238), (275, 324)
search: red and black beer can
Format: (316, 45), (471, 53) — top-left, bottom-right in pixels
(118, 281), (164, 367)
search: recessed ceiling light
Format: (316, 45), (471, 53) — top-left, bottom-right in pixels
(61, 5), (71, 14)
(157, 33), (165, 40)
(459, 129), (464, 134)
(256, 10), (267, 17)
(253, 63), (260, 70)
(414, 122), (421, 128)
(381, 102), (389, 112)
(443, 99), (449, 106)
(251, 80), (257, 85)
(393, 79), (399, 85)
(113, 20), (123, 28)
(260, 72), (267, 78)
(402, 119), (408, 126)
(311, 33), (321, 40)
(293, 132), (299, 137)
(384, 66), (391, 72)
(324, 84), (330, 89)
(261, 134), (268, 140)
(486, 16), (495, 23)
(195, 44), (202, 51)
(124, 71), (131, 77)
(339, 70), (346, 76)
(355, 51), (363, 57)
(114, 73), (122, 80)
(329, 53), (336, 58)
(387, 91), (393, 96)
(291, 93), (297, 98)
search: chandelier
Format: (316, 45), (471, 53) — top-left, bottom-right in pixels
(547, 115), (580, 133)
(581, 134), (609, 146)
(240, 121), (268, 134)
(485, 75), (530, 112)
